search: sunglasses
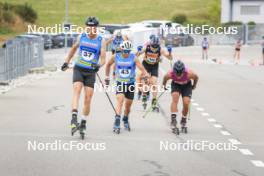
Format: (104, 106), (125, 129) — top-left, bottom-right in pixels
(122, 50), (131, 54)
(151, 44), (159, 48)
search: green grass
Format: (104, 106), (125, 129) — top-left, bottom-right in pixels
(0, 0), (219, 26)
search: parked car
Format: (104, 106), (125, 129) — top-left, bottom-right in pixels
(28, 33), (52, 50)
(51, 34), (65, 48)
(141, 20), (172, 28)
(100, 24), (130, 34)
(164, 33), (194, 47)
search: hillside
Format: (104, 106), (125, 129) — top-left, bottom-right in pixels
(1, 0), (220, 26)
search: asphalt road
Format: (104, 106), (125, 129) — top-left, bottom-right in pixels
(0, 48), (264, 176)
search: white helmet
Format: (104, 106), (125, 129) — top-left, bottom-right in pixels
(116, 30), (122, 37)
(120, 40), (133, 50)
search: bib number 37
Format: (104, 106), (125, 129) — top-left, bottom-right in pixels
(82, 51), (94, 61)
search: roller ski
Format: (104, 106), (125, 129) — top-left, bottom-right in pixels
(137, 91), (142, 100)
(70, 114), (79, 136)
(142, 94), (148, 110)
(123, 116), (131, 131)
(171, 114), (179, 135)
(79, 120), (86, 140)
(113, 115), (121, 134)
(151, 98), (159, 112)
(180, 117), (188, 134)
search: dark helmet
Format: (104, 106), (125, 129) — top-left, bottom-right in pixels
(85, 16), (99, 26)
(173, 60), (185, 75)
(150, 36), (160, 48)
(149, 34), (155, 40)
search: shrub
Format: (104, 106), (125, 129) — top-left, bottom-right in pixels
(14, 3), (37, 23)
(247, 21), (256, 26)
(3, 10), (15, 23)
(171, 14), (187, 24)
(222, 21), (243, 27)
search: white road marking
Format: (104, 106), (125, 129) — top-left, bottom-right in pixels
(214, 124), (222, 128)
(220, 130), (231, 136)
(239, 149), (254, 156)
(201, 112), (210, 116)
(251, 160), (264, 167)
(207, 118), (216, 122)
(196, 107), (204, 111)
(192, 103), (199, 106)
(228, 139), (241, 145)
(188, 100), (262, 168)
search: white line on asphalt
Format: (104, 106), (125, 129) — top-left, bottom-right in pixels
(201, 112), (210, 116)
(214, 124), (223, 128)
(196, 107), (204, 111)
(251, 160), (264, 167)
(239, 149), (254, 156)
(220, 130), (231, 136)
(228, 138), (241, 145)
(192, 103), (199, 106)
(207, 118), (216, 122)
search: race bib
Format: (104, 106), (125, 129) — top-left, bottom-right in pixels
(119, 68), (131, 78)
(147, 57), (157, 63)
(81, 50), (95, 61)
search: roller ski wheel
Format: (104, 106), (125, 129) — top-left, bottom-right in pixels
(113, 128), (120, 134)
(180, 118), (188, 134)
(152, 106), (159, 112)
(143, 103), (147, 110)
(172, 127), (180, 135)
(151, 99), (159, 112)
(70, 116), (79, 136)
(79, 120), (86, 140)
(124, 122), (131, 131)
(181, 126), (188, 134)
(113, 116), (121, 134)
(142, 95), (148, 110)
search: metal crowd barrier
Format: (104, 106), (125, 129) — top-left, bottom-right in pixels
(0, 37), (44, 82)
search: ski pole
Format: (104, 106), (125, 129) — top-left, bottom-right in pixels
(96, 73), (117, 115)
(167, 45), (173, 68)
(142, 89), (167, 118)
(188, 101), (191, 120)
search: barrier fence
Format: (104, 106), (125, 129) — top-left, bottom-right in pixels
(0, 37), (44, 82)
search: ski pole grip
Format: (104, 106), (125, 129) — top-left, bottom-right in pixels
(167, 45), (172, 53)
(137, 46), (143, 52)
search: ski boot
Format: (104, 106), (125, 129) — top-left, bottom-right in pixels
(137, 91), (142, 100)
(142, 94), (147, 110)
(146, 91), (150, 101)
(113, 115), (121, 134)
(180, 117), (188, 134)
(152, 98), (159, 112)
(123, 116), (131, 131)
(171, 114), (179, 135)
(79, 119), (86, 140)
(70, 113), (79, 136)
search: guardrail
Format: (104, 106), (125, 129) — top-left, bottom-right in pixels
(0, 37), (44, 83)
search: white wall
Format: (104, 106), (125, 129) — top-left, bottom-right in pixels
(221, 0), (231, 23)
(232, 0), (264, 23)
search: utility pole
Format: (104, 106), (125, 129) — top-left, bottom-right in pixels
(64, 0), (69, 53)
